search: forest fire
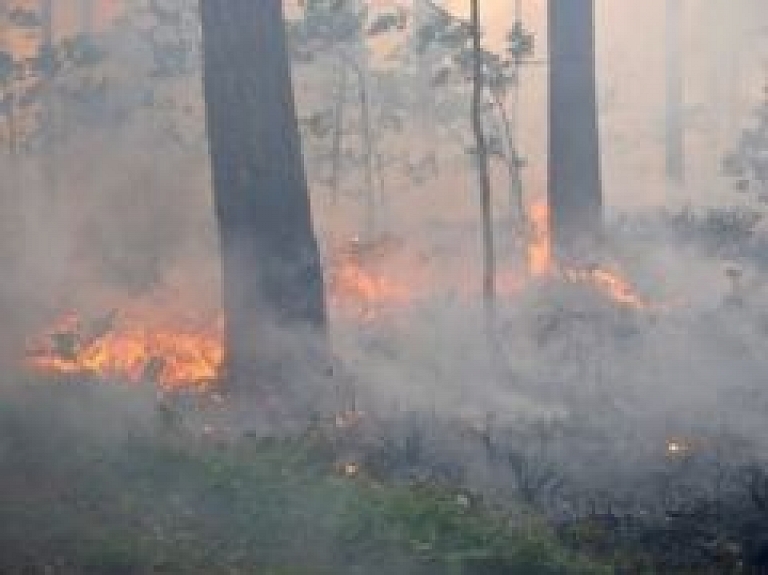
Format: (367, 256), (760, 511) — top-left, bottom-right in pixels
(23, 221), (651, 387)
(526, 198), (554, 278)
(22, 256), (416, 387)
(564, 267), (650, 309)
(328, 254), (414, 321)
(24, 310), (225, 390)
(525, 198), (650, 309)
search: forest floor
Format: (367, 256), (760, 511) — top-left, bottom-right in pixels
(0, 377), (614, 575)
(0, 373), (761, 574)
(7, 209), (768, 574)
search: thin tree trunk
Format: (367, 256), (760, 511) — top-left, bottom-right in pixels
(330, 59), (347, 206)
(548, 0), (603, 264)
(0, 76), (21, 360)
(665, 0), (685, 185)
(0, 148), (20, 361)
(39, 0), (65, 292)
(507, 106), (524, 236)
(492, 92), (525, 240)
(7, 88), (16, 157)
(714, 0), (743, 154)
(368, 76), (386, 231)
(40, 0), (56, 204)
(470, 0), (495, 314)
(509, 0), (525, 232)
(413, 0), (440, 174)
(199, 0), (328, 389)
(359, 65), (376, 240)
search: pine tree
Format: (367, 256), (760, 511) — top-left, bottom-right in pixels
(199, 0), (329, 389)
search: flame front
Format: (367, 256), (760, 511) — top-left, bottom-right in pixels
(25, 219), (653, 387)
(526, 198), (554, 278)
(23, 248), (419, 386)
(25, 310), (225, 390)
(524, 198), (650, 309)
(564, 267), (650, 309)
(329, 257), (414, 322)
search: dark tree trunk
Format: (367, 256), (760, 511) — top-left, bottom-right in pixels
(548, 0), (603, 263)
(470, 0), (496, 314)
(665, 0), (685, 185)
(199, 0), (328, 388)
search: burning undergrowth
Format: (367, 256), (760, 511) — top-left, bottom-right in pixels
(10, 216), (768, 574)
(24, 307), (225, 391)
(22, 230), (656, 392)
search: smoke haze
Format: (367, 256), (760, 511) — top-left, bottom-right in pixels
(1, 5), (768, 565)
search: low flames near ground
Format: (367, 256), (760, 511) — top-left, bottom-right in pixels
(25, 308), (226, 391)
(24, 199), (652, 389)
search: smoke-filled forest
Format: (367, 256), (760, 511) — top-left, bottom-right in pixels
(1, 0), (768, 573)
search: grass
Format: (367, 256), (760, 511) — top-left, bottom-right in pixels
(0, 378), (611, 574)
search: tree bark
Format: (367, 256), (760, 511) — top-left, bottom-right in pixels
(548, 0), (603, 264)
(665, 0), (685, 185)
(470, 0), (495, 314)
(199, 0), (328, 388)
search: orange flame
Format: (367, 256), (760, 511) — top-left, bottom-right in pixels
(329, 258), (413, 321)
(23, 248), (419, 386)
(327, 236), (419, 322)
(564, 267), (650, 309)
(526, 198), (553, 278)
(25, 221), (653, 387)
(25, 310), (225, 390)
(523, 198), (650, 309)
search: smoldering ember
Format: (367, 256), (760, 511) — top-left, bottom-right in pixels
(1, 1), (768, 573)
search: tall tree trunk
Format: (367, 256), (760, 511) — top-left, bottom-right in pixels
(40, 0), (56, 204)
(199, 0), (328, 388)
(509, 0), (525, 231)
(39, 0), (65, 290)
(713, 0), (744, 154)
(548, 0), (602, 263)
(330, 59), (347, 206)
(358, 65), (377, 240)
(0, 167), (18, 364)
(665, 0), (685, 185)
(413, 0), (440, 174)
(7, 88), (16, 156)
(0, 96), (21, 362)
(470, 0), (495, 314)
(40, 0), (52, 58)
(492, 93), (525, 243)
